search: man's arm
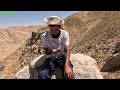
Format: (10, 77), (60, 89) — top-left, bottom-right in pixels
(64, 45), (70, 66)
(64, 45), (74, 79)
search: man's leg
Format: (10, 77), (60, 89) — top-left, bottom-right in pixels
(38, 57), (57, 79)
(57, 55), (73, 79)
(38, 58), (51, 79)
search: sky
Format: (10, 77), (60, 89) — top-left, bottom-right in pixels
(0, 11), (79, 28)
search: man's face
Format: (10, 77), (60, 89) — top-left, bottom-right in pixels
(49, 25), (61, 36)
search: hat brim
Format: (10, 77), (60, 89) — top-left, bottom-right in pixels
(44, 16), (64, 25)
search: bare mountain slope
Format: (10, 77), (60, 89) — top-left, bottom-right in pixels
(0, 26), (40, 60)
(0, 31), (43, 78)
(69, 11), (120, 78)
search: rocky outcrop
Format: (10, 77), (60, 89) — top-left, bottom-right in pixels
(15, 53), (103, 79)
(101, 41), (120, 72)
(101, 52), (120, 72)
(19, 31), (44, 67)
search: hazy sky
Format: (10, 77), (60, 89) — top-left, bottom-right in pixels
(0, 11), (79, 28)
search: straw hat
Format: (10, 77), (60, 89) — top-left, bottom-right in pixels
(44, 16), (64, 25)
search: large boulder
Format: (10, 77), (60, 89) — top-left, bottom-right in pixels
(101, 52), (120, 72)
(15, 53), (103, 79)
(71, 53), (103, 79)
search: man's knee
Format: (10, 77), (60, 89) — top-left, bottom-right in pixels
(39, 69), (50, 79)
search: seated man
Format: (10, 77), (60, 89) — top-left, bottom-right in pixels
(39, 16), (74, 79)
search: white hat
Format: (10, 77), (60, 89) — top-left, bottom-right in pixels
(44, 16), (64, 25)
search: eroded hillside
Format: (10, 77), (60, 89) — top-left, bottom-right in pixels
(0, 25), (40, 60)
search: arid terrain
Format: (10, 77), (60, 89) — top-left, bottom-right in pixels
(0, 11), (120, 79)
(0, 25), (40, 60)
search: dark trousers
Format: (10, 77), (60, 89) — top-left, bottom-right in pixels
(38, 55), (73, 79)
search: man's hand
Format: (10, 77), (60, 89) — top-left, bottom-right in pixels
(44, 48), (52, 55)
(44, 48), (61, 55)
(52, 48), (61, 53)
(64, 65), (74, 79)
(52, 49), (58, 53)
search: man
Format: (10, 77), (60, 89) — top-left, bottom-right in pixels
(39, 16), (74, 79)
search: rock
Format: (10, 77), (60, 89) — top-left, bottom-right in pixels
(0, 63), (4, 72)
(15, 66), (30, 79)
(114, 41), (120, 54)
(101, 52), (120, 72)
(30, 54), (47, 69)
(71, 53), (103, 79)
(15, 53), (103, 79)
